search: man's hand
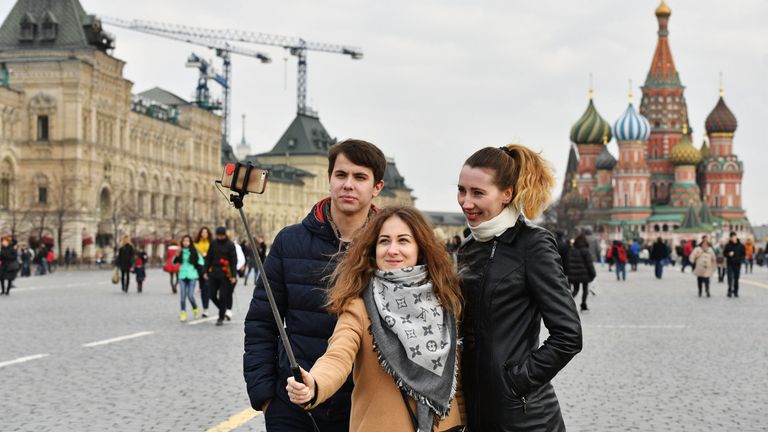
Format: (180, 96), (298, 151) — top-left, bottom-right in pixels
(230, 277), (237, 284)
(202, 273), (208, 280)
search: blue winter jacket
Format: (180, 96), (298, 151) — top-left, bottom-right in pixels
(243, 198), (355, 422)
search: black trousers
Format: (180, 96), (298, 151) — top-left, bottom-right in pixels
(571, 281), (589, 307)
(0, 278), (10, 294)
(264, 396), (348, 432)
(120, 270), (130, 292)
(727, 263), (741, 296)
(199, 277), (210, 309)
(697, 277), (710, 296)
(209, 276), (233, 320)
(717, 267), (726, 282)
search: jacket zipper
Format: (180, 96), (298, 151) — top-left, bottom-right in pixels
(503, 359), (528, 414)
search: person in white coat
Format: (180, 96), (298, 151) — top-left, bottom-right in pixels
(690, 235), (717, 297)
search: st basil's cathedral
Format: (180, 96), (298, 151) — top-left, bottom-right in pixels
(561, 0), (750, 243)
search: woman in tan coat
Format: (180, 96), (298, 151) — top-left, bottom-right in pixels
(286, 206), (465, 432)
(691, 235), (717, 297)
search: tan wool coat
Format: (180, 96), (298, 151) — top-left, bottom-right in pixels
(691, 246), (717, 278)
(309, 298), (464, 432)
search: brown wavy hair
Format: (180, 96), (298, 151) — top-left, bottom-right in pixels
(326, 206), (462, 317)
(464, 144), (555, 219)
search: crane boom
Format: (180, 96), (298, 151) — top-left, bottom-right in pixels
(99, 17), (362, 57)
(101, 16), (272, 152)
(100, 15), (363, 115)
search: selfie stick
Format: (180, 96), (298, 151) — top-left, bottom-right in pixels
(223, 163), (304, 385)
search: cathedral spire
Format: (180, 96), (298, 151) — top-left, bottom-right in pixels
(646, 0), (680, 87)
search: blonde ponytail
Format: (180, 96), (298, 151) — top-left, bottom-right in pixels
(503, 144), (555, 220)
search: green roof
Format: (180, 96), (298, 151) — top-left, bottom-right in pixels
(648, 213), (685, 222)
(0, 0), (113, 52)
(680, 205), (702, 230)
(380, 158), (411, 197)
(259, 113), (335, 157)
(137, 87), (188, 106)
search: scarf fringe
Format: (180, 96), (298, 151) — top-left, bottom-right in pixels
(367, 324), (459, 421)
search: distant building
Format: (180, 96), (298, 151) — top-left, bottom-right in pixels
(0, 0), (221, 260)
(561, 0), (750, 245)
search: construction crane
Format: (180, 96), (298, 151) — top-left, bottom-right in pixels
(100, 16), (272, 152)
(98, 17), (363, 116)
(186, 52), (226, 112)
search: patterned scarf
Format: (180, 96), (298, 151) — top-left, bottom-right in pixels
(365, 265), (458, 431)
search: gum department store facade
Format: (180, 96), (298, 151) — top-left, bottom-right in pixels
(0, 0), (414, 261)
(560, 0), (751, 244)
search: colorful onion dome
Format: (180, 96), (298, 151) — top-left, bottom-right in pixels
(570, 98), (612, 145)
(705, 96), (738, 135)
(595, 144), (617, 170)
(613, 102), (650, 142)
(655, 0), (671, 17)
(670, 131), (702, 165)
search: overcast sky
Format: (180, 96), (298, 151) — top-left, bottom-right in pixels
(5, 1), (766, 223)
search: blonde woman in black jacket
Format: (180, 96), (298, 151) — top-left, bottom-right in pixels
(456, 145), (582, 432)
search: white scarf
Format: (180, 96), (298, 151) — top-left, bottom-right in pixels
(468, 206), (521, 242)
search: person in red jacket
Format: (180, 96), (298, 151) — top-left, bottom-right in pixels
(163, 241), (180, 294)
(607, 240), (628, 281)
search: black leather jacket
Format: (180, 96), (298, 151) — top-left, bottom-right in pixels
(458, 217), (582, 431)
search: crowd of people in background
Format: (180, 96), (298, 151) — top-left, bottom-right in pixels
(554, 228), (764, 309)
(111, 227), (268, 325)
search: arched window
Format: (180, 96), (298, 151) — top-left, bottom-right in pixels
(662, 224), (669, 232)
(654, 224), (660, 232)
(99, 188), (111, 220)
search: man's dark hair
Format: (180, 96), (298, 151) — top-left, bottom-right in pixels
(729, 231), (737, 237)
(328, 139), (387, 184)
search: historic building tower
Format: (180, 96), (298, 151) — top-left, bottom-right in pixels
(586, 141), (616, 224)
(669, 126), (702, 207)
(639, 0), (690, 206)
(611, 93), (652, 225)
(569, 92), (612, 202)
(559, 0), (751, 242)
(701, 89), (745, 221)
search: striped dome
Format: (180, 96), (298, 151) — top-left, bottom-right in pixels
(570, 99), (612, 145)
(595, 145), (617, 170)
(670, 133), (702, 166)
(705, 96), (737, 134)
(613, 103), (651, 142)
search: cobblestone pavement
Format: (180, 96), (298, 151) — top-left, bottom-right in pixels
(1, 264), (766, 431)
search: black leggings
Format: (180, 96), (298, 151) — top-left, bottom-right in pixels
(571, 282), (589, 307)
(697, 277), (710, 296)
(121, 270), (131, 292)
(0, 278), (11, 294)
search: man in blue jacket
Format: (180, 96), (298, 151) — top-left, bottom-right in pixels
(243, 139), (386, 431)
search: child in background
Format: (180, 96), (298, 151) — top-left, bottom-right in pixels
(134, 249), (149, 293)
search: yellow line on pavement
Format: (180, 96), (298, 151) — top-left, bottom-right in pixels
(741, 278), (768, 290)
(207, 407), (260, 432)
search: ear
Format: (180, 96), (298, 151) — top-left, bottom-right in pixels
(502, 187), (514, 205)
(371, 180), (384, 198)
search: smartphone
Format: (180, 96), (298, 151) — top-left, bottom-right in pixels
(220, 163), (269, 194)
